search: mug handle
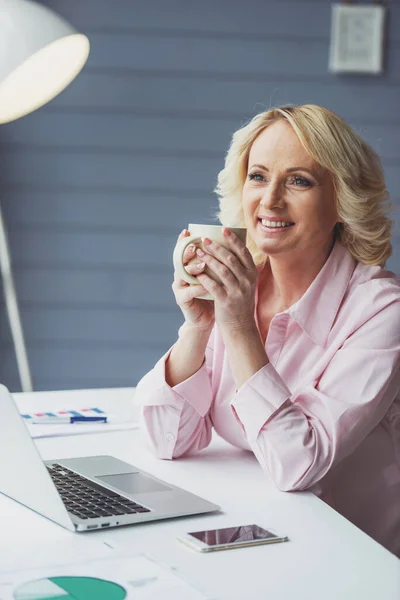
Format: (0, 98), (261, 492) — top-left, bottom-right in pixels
(172, 235), (203, 285)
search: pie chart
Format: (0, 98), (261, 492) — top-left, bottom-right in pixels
(13, 576), (127, 600)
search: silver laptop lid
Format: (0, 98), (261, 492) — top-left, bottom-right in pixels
(0, 385), (74, 531)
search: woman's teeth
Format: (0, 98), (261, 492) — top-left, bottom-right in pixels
(260, 219), (293, 228)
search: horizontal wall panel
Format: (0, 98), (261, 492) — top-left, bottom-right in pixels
(48, 73), (400, 122)
(5, 378), (140, 392)
(3, 113), (400, 163)
(39, 0), (400, 43)
(0, 113), (236, 156)
(5, 379), (136, 392)
(1, 343), (166, 387)
(391, 215), (400, 237)
(352, 124), (400, 164)
(0, 151), (220, 192)
(387, 254), (400, 275)
(0, 308), (181, 344)
(39, 0), (332, 38)
(11, 268), (176, 308)
(1, 150), (398, 196)
(1, 190), (217, 229)
(383, 167), (400, 198)
(86, 35), (330, 78)
(85, 35), (400, 83)
(7, 230), (178, 268)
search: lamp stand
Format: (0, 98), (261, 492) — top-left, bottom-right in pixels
(0, 202), (33, 392)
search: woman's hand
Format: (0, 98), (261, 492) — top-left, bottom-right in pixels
(172, 229), (215, 330)
(196, 228), (259, 332)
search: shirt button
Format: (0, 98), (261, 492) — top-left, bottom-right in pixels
(165, 432), (175, 442)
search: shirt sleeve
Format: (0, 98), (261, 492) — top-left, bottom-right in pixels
(231, 292), (400, 492)
(134, 325), (215, 459)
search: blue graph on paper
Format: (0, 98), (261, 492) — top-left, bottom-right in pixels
(21, 407), (106, 420)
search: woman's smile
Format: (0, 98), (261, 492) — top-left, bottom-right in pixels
(257, 217), (295, 234)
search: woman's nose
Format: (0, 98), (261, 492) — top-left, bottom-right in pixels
(260, 182), (284, 209)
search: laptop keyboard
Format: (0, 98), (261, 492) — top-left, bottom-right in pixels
(47, 463), (151, 520)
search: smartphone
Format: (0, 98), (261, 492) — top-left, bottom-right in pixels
(177, 524), (289, 553)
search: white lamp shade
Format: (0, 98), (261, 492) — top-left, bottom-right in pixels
(0, 0), (90, 124)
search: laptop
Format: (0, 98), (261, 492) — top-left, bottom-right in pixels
(0, 385), (220, 532)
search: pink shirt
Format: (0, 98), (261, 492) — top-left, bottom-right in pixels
(136, 241), (400, 557)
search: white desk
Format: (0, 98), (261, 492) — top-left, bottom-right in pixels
(1, 388), (399, 599)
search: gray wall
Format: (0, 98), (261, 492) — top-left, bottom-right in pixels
(0, 0), (399, 391)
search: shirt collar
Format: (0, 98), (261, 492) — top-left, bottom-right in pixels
(287, 241), (356, 347)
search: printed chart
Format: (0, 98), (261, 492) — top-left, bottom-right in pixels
(0, 555), (208, 600)
(14, 576), (126, 599)
(20, 407), (107, 421)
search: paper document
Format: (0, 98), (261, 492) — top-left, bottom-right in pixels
(21, 406), (139, 439)
(0, 554), (210, 599)
(25, 417), (139, 439)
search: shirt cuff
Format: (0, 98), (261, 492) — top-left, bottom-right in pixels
(171, 358), (213, 418)
(231, 362), (291, 442)
(140, 344), (213, 418)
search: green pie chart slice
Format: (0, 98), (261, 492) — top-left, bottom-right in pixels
(14, 576), (127, 600)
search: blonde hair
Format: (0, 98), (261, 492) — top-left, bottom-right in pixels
(215, 104), (393, 267)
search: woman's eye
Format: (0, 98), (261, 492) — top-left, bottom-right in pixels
(248, 172), (265, 182)
(290, 176), (312, 187)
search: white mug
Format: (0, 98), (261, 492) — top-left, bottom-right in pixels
(173, 223), (247, 300)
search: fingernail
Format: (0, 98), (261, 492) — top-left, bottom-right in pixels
(201, 237), (212, 246)
(197, 262), (205, 270)
(222, 227), (231, 236)
(188, 245), (196, 254)
(180, 228), (188, 236)
(196, 248), (205, 257)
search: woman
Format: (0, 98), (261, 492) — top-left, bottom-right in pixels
(135, 105), (400, 556)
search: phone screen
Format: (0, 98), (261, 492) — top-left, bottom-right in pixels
(188, 524), (280, 546)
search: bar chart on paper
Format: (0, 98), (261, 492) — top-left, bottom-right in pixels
(20, 405), (139, 439)
(20, 407), (107, 421)
(13, 576), (127, 599)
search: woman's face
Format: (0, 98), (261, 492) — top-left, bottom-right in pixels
(242, 120), (340, 260)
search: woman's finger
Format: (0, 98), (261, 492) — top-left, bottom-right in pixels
(172, 277), (207, 299)
(196, 240), (240, 283)
(185, 261), (206, 276)
(180, 283), (209, 302)
(173, 271), (202, 288)
(197, 234), (256, 281)
(183, 244), (197, 264)
(177, 228), (189, 241)
(196, 248), (236, 286)
(221, 228), (256, 271)
(173, 258), (205, 286)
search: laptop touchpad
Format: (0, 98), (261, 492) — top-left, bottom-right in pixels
(97, 473), (172, 495)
